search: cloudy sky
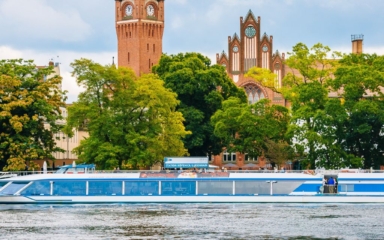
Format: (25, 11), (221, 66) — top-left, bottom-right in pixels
(1, 0), (383, 103)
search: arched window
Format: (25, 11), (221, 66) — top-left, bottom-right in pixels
(244, 85), (265, 104)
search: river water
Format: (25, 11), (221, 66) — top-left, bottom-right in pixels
(0, 203), (383, 240)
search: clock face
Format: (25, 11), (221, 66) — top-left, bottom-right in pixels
(125, 5), (133, 16)
(274, 63), (280, 70)
(245, 26), (256, 38)
(233, 46), (239, 53)
(262, 45), (268, 52)
(147, 4), (155, 16)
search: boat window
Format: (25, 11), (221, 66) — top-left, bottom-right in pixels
(235, 181), (269, 195)
(161, 181), (196, 195)
(0, 182), (30, 195)
(198, 181), (232, 195)
(53, 181), (86, 196)
(66, 168), (85, 174)
(125, 181), (159, 196)
(21, 181), (51, 196)
(340, 184), (354, 192)
(89, 181), (123, 195)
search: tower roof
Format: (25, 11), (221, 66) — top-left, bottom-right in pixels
(232, 33), (240, 42)
(244, 9), (258, 23)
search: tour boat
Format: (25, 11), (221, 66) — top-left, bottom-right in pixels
(1, 163), (384, 204)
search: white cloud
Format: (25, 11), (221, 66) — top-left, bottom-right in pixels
(0, 0), (91, 42)
(0, 45), (115, 103)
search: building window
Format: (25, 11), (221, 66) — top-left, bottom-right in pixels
(149, 59), (151, 70)
(128, 52), (130, 63)
(245, 153), (258, 162)
(147, 43), (149, 51)
(244, 85), (265, 104)
(223, 150), (236, 162)
(153, 44), (155, 53)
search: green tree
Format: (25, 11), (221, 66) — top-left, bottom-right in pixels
(328, 53), (384, 169)
(66, 59), (189, 169)
(0, 59), (66, 170)
(283, 43), (341, 169)
(153, 52), (247, 157)
(264, 139), (294, 170)
(212, 97), (290, 159)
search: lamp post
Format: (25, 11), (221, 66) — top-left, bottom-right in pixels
(266, 180), (277, 195)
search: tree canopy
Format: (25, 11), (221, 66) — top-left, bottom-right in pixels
(66, 59), (190, 169)
(211, 97), (290, 160)
(0, 59), (66, 170)
(281, 43), (342, 169)
(327, 53), (384, 169)
(282, 43), (384, 169)
(153, 52), (247, 157)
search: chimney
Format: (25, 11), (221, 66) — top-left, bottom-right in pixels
(49, 60), (54, 66)
(351, 34), (363, 54)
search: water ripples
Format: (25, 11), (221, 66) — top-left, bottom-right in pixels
(0, 203), (383, 239)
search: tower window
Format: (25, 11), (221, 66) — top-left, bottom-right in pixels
(153, 44), (155, 53)
(147, 44), (149, 51)
(152, 29), (154, 37)
(128, 52), (130, 63)
(245, 85), (265, 104)
(149, 59), (151, 70)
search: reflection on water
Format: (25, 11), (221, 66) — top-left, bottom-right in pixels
(0, 203), (383, 240)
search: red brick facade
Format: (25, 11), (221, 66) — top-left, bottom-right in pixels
(115, 0), (164, 76)
(216, 10), (288, 108)
(214, 11), (290, 169)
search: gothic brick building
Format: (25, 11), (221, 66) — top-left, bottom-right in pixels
(114, 3), (288, 169)
(212, 10), (291, 169)
(216, 10), (288, 108)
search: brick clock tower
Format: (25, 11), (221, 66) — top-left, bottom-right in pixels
(115, 0), (164, 76)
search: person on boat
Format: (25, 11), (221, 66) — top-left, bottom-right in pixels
(334, 177), (338, 193)
(328, 177), (335, 185)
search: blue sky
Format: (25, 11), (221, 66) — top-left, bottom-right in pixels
(1, 0), (383, 103)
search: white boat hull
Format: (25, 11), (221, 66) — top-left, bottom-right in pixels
(2, 195), (384, 204)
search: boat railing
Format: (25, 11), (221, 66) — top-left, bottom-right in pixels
(5, 169), (384, 176)
(0, 172), (18, 179)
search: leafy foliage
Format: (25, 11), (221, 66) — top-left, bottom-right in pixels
(212, 97), (290, 159)
(66, 59), (190, 169)
(153, 53), (247, 156)
(245, 67), (280, 92)
(282, 43), (342, 169)
(0, 59), (66, 170)
(328, 53), (384, 169)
